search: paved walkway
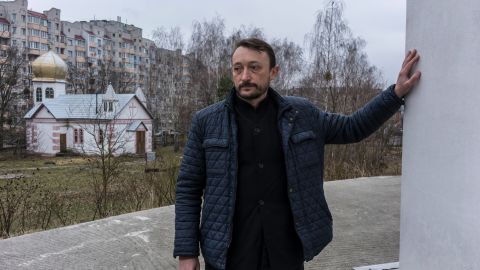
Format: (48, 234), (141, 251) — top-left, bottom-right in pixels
(0, 176), (400, 270)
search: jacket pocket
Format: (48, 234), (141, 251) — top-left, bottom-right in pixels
(290, 130), (319, 168)
(291, 130), (316, 144)
(202, 138), (228, 149)
(203, 138), (228, 175)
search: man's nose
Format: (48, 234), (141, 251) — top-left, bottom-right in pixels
(241, 68), (252, 81)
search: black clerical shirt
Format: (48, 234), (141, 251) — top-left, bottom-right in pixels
(225, 92), (304, 270)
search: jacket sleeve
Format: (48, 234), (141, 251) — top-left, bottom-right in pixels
(322, 84), (404, 144)
(173, 112), (206, 258)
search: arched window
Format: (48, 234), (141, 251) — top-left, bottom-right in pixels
(36, 87), (42, 102)
(45, 88), (54, 99)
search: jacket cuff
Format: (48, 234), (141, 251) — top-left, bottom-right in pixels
(173, 248), (200, 259)
(386, 84), (405, 106)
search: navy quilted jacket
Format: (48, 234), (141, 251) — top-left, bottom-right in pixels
(174, 85), (403, 269)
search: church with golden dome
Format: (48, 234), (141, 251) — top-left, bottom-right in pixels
(24, 51), (153, 156)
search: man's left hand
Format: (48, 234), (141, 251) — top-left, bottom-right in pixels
(394, 49), (421, 98)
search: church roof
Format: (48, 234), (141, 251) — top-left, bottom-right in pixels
(126, 120), (149, 131)
(24, 93), (152, 120)
(134, 87), (146, 104)
(103, 84), (118, 101)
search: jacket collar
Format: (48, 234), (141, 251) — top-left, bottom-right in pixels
(225, 87), (292, 115)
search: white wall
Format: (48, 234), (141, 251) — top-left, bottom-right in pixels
(32, 80), (66, 106)
(400, 0), (480, 269)
(27, 119), (152, 156)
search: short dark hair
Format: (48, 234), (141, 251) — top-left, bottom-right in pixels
(234, 38), (276, 69)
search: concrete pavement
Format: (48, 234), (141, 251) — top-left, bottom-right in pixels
(0, 176), (400, 269)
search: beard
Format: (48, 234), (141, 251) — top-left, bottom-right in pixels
(236, 81), (269, 100)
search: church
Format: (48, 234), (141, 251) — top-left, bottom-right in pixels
(24, 51), (153, 156)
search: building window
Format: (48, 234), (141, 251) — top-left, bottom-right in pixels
(45, 88), (54, 99)
(29, 41), (40, 49)
(68, 50), (73, 57)
(22, 28), (26, 35)
(12, 27), (16, 34)
(74, 128), (84, 144)
(21, 15), (25, 22)
(36, 87), (42, 102)
(103, 101), (113, 112)
(0, 23), (9, 32)
(11, 13), (16, 21)
(68, 39), (73, 46)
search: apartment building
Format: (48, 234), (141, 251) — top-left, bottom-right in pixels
(0, 0), (198, 135)
(0, 0), (156, 93)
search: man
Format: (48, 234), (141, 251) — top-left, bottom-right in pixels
(174, 38), (421, 270)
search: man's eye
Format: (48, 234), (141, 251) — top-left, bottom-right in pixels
(233, 67), (242, 73)
(250, 65), (260, 72)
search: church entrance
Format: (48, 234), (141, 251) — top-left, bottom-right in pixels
(60, 134), (67, 153)
(136, 131), (145, 155)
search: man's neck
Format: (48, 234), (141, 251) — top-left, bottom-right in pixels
(236, 91), (268, 108)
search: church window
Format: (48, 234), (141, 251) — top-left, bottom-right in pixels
(45, 88), (54, 99)
(74, 128), (84, 144)
(36, 87), (42, 102)
(103, 101), (114, 112)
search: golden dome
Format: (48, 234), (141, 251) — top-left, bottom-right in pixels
(32, 51), (68, 80)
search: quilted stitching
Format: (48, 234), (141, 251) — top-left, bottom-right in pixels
(174, 85), (402, 269)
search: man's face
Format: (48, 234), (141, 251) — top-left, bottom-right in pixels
(231, 46), (278, 101)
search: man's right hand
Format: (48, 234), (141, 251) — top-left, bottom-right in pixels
(179, 256), (200, 270)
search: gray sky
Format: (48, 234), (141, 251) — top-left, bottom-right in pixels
(30, 0), (407, 84)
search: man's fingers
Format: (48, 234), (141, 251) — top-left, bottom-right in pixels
(404, 71), (422, 88)
(401, 54), (420, 77)
(401, 50), (411, 67)
(402, 49), (418, 68)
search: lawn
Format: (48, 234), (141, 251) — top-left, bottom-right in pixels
(0, 146), (182, 238)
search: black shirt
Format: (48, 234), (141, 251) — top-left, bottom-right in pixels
(226, 92), (303, 270)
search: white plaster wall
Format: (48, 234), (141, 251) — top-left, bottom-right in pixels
(400, 1), (480, 269)
(117, 98), (151, 120)
(32, 80), (66, 106)
(69, 122), (152, 156)
(31, 121), (61, 155)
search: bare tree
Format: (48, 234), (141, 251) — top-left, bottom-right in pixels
(0, 177), (39, 238)
(0, 46), (27, 149)
(270, 38), (304, 95)
(188, 15), (228, 105)
(151, 27), (187, 133)
(304, 0), (350, 109)
(302, 0), (399, 180)
(67, 50), (135, 95)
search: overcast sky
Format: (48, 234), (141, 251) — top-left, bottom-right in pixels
(29, 0), (407, 84)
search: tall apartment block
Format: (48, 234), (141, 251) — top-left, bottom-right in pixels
(0, 0), (157, 93)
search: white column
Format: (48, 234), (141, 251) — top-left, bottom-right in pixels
(401, 0), (480, 269)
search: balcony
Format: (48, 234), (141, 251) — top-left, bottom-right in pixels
(28, 49), (41, 56)
(0, 31), (10, 38)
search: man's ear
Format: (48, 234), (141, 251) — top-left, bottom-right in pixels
(270, 65), (280, 80)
